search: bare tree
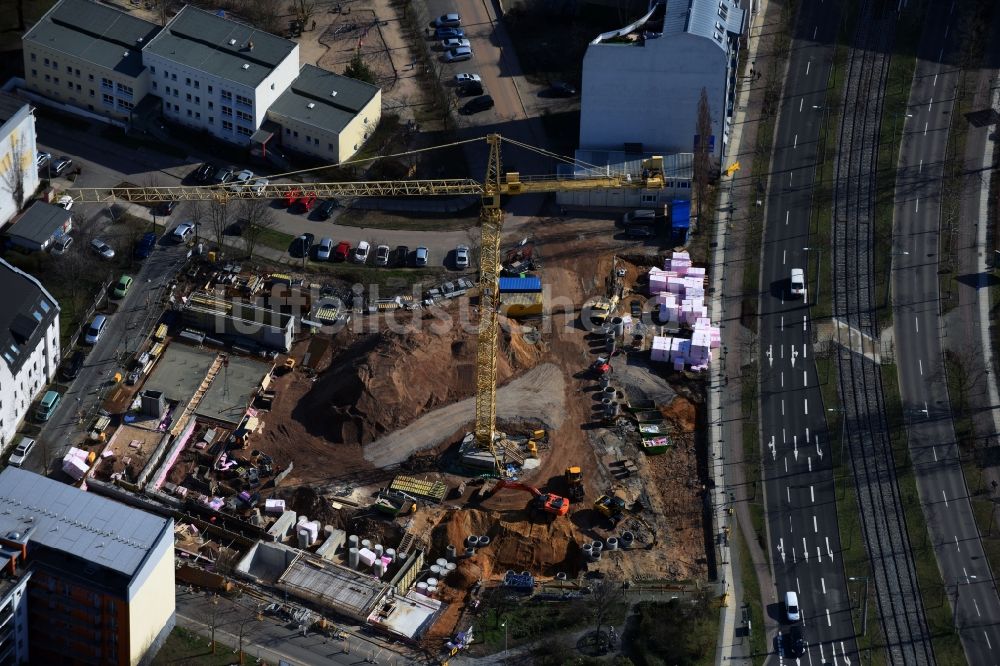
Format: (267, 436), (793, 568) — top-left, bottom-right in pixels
(248, 0), (281, 33)
(693, 87), (713, 221)
(238, 198), (276, 259)
(588, 578), (624, 653)
(289, 0), (317, 29)
(198, 199), (230, 254)
(0, 133), (27, 212)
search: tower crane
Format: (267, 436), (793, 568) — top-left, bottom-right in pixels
(67, 134), (665, 472)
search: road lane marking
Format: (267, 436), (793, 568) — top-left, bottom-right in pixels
(794, 134), (798, 149)
(781, 316), (785, 331)
(915, 317), (919, 333)
(919, 158), (923, 173)
(783, 429), (787, 444)
(813, 25), (817, 39)
(785, 457), (789, 473)
(781, 345), (785, 359)
(924, 121), (928, 135)
(803, 315), (807, 331)
(787, 486), (791, 502)
(919, 359), (923, 375)
(794, 435), (799, 460)
(803, 343), (808, 359)
(790, 515), (794, 531)
(933, 73), (938, 86)
(942, 490), (949, 507)
(928, 97), (933, 112)
(797, 577), (801, 593)
(800, 98), (804, 112)
(985, 632), (992, 650)
(821, 577), (826, 594)
(826, 609), (832, 627)
(806, 427), (810, 441)
(975, 598), (981, 617)
(782, 399), (785, 415)
(810, 485), (815, 502)
(786, 210), (790, 225)
(944, 25), (949, 38)
(964, 567), (969, 578)
(807, 455), (811, 471)
(781, 371), (784, 388)
(933, 446), (938, 461)
(915, 197), (920, 213)
(826, 536), (832, 559)
(779, 537), (785, 563)
(813, 516), (818, 532)
(804, 370), (808, 385)
(803, 537), (809, 561)
(783, 249), (786, 265)
(841, 641), (851, 665)
(804, 398), (809, 415)
(806, 61), (811, 75)
(955, 535), (961, 551)
(816, 435), (823, 459)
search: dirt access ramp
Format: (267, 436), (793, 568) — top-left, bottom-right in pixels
(363, 363), (566, 467)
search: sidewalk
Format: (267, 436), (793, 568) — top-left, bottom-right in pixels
(709, 0), (780, 663)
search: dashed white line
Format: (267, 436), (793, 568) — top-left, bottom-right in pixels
(928, 97), (934, 112)
(781, 371), (785, 388)
(786, 210), (790, 225)
(803, 343), (808, 359)
(812, 25), (817, 39)
(796, 577), (801, 594)
(781, 316), (784, 331)
(933, 446), (939, 462)
(817, 545), (822, 562)
(826, 609), (832, 627)
(803, 315), (807, 331)
(782, 399), (785, 416)
(806, 61), (811, 75)
(821, 577), (827, 594)
(787, 486), (791, 503)
(924, 121), (929, 135)
(985, 631), (992, 650)
(915, 197), (920, 213)
(813, 516), (818, 532)
(919, 158), (923, 173)
(944, 25), (949, 38)
(955, 535), (961, 552)
(975, 598), (981, 617)
(826, 536), (832, 559)
(799, 98), (804, 112)
(919, 359), (923, 375)
(794, 134), (798, 149)
(915, 317), (919, 333)
(803, 537), (809, 561)
(804, 398), (809, 415)
(942, 489), (949, 507)
(810, 485), (815, 502)
(932, 73), (938, 86)
(804, 370), (808, 385)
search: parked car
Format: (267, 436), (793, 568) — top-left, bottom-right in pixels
(171, 221), (196, 243)
(296, 193), (317, 212)
(457, 80), (483, 97)
(83, 314), (108, 345)
(8, 437), (35, 468)
(353, 241), (371, 264)
(444, 46), (473, 63)
(393, 245), (410, 267)
(211, 165), (235, 185)
(375, 244), (390, 267)
(36, 151), (52, 170)
(415, 246), (429, 267)
(228, 169), (255, 192)
(290, 233), (315, 258)
(440, 38), (471, 50)
(281, 187), (302, 207)
(455, 244), (469, 269)
(461, 94), (495, 115)
(333, 241), (351, 262)
(51, 156), (73, 175)
(35, 391), (61, 422)
(193, 162), (215, 182)
(60, 349), (85, 381)
(112, 275), (133, 299)
(435, 27), (465, 39)
(134, 232), (157, 258)
(549, 81), (578, 97)
(156, 200), (178, 216)
(55, 195), (74, 210)
(455, 73), (481, 86)
(50, 236), (74, 256)
(90, 238), (115, 260)
(316, 199), (338, 219)
(432, 12), (461, 27)
(248, 178), (269, 195)
(317, 237), (334, 261)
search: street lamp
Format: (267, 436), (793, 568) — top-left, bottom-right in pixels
(848, 576), (870, 636)
(501, 621), (508, 662)
(803, 246), (822, 308)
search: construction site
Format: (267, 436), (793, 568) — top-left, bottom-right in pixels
(59, 138), (718, 658)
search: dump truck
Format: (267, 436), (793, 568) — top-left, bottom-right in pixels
(565, 466), (585, 501)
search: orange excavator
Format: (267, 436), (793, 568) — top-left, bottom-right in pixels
(482, 479), (570, 517)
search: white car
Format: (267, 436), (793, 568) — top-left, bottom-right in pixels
(90, 238), (115, 260)
(433, 12), (461, 27)
(56, 195), (73, 210)
(454, 73), (481, 86)
(50, 236), (74, 256)
(375, 244), (390, 267)
(444, 47), (473, 63)
(455, 245), (470, 269)
(789, 268), (806, 297)
(785, 591), (801, 622)
(441, 38), (471, 50)
(228, 169), (254, 192)
(171, 221), (196, 242)
(248, 177), (269, 195)
(316, 237), (333, 261)
(353, 240), (371, 264)
(8, 437), (35, 468)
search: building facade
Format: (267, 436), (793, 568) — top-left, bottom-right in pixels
(0, 467), (175, 665)
(21, 0), (161, 123)
(266, 64), (381, 163)
(0, 94), (40, 229)
(142, 5), (299, 143)
(0, 257), (60, 452)
(579, 0), (746, 163)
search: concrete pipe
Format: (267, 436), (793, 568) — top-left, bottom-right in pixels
(620, 531), (635, 548)
(385, 548), (396, 562)
(446, 545), (458, 560)
(466, 535), (480, 547)
(592, 541), (603, 552)
(349, 547), (360, 568)
(555, 572), (568, 581)
(606, 537), (619, 551)
(361, 539), (372, 549)
(465, 547), (476, 557)
(478, 535), (491, 546)
(348, 535), (359, 548)
(436, 557), (447, 567)
(611, 317), (624, 336)
(592, 550), (602, 561)
(582, 543), (594, 556)
(374, 544), (384, 559)
(602, 386), (616, 397)
(600, 374), (612, 388)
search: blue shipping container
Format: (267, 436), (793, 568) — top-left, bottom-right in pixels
(498, 276), (542, 293)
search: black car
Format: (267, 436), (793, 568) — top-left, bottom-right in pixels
(549, 81), (577, 97)
(193, 163), (215, 182)
(315, 199), (338, 220)
(461, 95), (495, 115)
(211, 166), (235, 185)
(394, 245), (410, 267)
(134, 232), (157, 259)
(457, 81), (484, 97)
(787, 626), (805, 657)
(51, 156), (73, 175)
(290, 233), (315, 258)
(61, 350), (85, 381)
(155, 200), (178, 216)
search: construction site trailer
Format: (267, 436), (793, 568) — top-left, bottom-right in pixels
(499, 292), (543, 318)
(498, 276), (542, 293)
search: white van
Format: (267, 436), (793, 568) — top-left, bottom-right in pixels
(785, 590), (801, 622)
(789, 268), (806, 297)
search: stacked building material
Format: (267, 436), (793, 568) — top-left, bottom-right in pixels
(649, 252), (720, 371)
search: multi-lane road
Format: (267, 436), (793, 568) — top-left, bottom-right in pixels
(758, 0), (858, 662)
(893, 0), (1000, 661)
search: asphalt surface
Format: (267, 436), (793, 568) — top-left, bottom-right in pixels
(892, 1), (1000, 661)
(757, 0), (859, 663)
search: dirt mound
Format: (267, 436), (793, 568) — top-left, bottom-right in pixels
(661, 395), (696, 433)
(432, 507), (581, 578)
(296, 320), (539, 446)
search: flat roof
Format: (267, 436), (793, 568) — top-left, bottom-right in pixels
(6, 201), (71, 246)
(142, 343), (215, 404)
(268, 64), (379, 135)
(0, 92), (28, 128)
(23, 0), (161, 78)
(0, 467), (170, 578)
(563, 149), (693, 180)
(144, 5), (296, 88)
(373, 590), (441, 640)
(195, 354), (268, 426)
(278, 555), (388, 619)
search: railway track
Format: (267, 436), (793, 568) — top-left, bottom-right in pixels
(831, 2), (935, 663)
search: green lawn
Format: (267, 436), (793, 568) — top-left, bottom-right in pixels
(334, 207), (478, 232)
(254, 227), (297, 253)
(735, 528), (767, 666)
(151, 626), (263, 665)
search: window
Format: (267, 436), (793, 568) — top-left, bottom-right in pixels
(31, 69), (36, 77)
(116, 83), (133, 97)
(221, 105), (232, 117)
(285, 128), (290, 135)
(221, 120), (233, 131)
(185, 77), (190, 86)
(30, 53), (35, 62)
(236, 109), (252, 122)
(152, 81), (157, 90)
(641, 194), (657, 204)
(171, 73), (176, 81)
(236, 126), (252, 137)
(195, 112), (200, 119)
(162, 70), (168, 78)
(89, 90), (94, 97)
(88, 74), (94, 81)
(186, 93), (191, 102)
(66, 65), (71, 73)
(75, 68), (80, 76)
(328, 143), (333, 150)
(44, 74), (50, 82)
(208, 101), (213, 109)
(221, 90), (232, 102)
(53, 77), (59, 84)
(293, 131), (298, 138)
(66, 81), (72, 89)
(194, 80), (199, 89)
(314, 138), (319, 145)
(208, 85), (213, 93)
(208, 116), (214, 124)
(305, 135), (310, 142)
(102, 93), (114, 107)
(52, 61), (58, 69)
(150, 66), (155, 74)
(101, 77), (113, 90)
(43, 58), (49, 66)
(173, 90), (178, 98)
(235, 94), (252, 107)
(195, 96), (200, 104)
(186, 109), (192, 117)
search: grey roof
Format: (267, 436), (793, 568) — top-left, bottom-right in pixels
(6, 201), (71, 247)
(268, 64), (379, 134)
(22, 0), (161, 78)
(663, 0), (744, 50)
(567, 149), (693, 179)
(0, 257), (58, 376)
(144, 5), (297, 88)
(0, 93), (28, 128)
(0, 467), (170, 578)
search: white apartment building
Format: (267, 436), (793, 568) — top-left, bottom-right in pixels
(21, 0), (161, 123)
(142, 5), (299, 143)
(0, 93), (40, 228)
(0, 257), (60, 451)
